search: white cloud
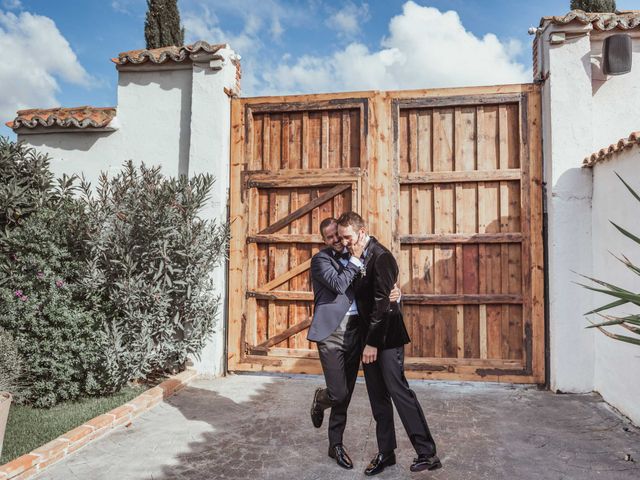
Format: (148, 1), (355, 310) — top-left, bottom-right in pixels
(111, 1), (131, 14)
(326, 2), (370, 37)
(2, 0), (22, 10)
(260, 1), (530, 95)
(0, 11), (92, 123)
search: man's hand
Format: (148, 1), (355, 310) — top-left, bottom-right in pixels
(362, 345), (378, 364)
(389, 283), (401, 302)
(348, 232), (366, 259)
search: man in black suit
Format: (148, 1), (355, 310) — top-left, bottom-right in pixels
(337, 211), (442, 475)
(308, 217), (399, 470)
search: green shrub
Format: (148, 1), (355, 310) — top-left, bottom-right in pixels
(0, 327), (22, 393)
(77, 162), (228, 391)
(0, 208), (104, 407)
(0, 138), (228, 404)
(570, 0), (616, 12)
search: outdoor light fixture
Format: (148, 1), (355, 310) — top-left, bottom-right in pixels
(603, 34), (632, 76)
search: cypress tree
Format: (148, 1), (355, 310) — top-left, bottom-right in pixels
(144, 0), (185, 49)
(570, 0), (617, 12)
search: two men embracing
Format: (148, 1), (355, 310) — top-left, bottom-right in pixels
(307, 211), (441, 475)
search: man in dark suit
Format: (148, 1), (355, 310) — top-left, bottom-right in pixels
(337, 211), (442, 475)
(307, 217), (399, 470)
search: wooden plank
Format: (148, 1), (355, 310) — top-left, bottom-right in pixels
(400, 233), (523, 244)
(274, 187), (290, 346)
(479, 304), (487, 359)
(246, 168), (361, 187)
(260, 259), (312, 291)
(250, 318), (312, 351)
(409, 110), (418, 173)
(342, 110), (350, 168)
(398, 110), (409, 173)
(270, 114), (282, 171)
(396, 93), (522, 109)
(308, 112), (321, 168)
(248, 97), (368, 113)
(417, 109), (432, 172)
(256, 192), (270, 344)
(289, 113), (301, 170)
(281, 114), (290, 169)
(321, 111), (329, 168)
(486, 305), (502, 359)
(529, 88), (545, 382)
(302, 112), (309, 169)
(248, 291), (315, 302)
(456, 305), (464, 358)
(227, 98), (247, 370)
(404, 356), (522, 368)
(402, 294), (523, 305)
(349, 110), (360, 169)
(263, 113), (271, 170)
(248, 234), (324, 244)
(258, 184), (351, 235)
(400, 169), (520, 185)
(463, 305), (480, 358)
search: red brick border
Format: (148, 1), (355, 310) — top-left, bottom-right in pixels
(0, 368), (197, 480)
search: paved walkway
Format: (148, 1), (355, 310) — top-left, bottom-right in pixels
(38, 374), (640, 479)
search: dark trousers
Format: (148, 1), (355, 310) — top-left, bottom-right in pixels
(363, 346), (437, 456)
(316, 314), (364, 447)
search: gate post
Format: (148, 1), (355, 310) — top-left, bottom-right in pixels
(187, 48), (241, 376)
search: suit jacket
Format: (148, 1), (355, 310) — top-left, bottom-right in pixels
(307, 247), (361, 342)
(354, 237), (410, 350)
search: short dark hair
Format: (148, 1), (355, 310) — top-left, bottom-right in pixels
(319, 217), (337, 239)
(336, 211), (365, 231)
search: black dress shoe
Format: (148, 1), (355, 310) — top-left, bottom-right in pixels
(410, 454), (442, 472)
(310, 387), (324, 428)
(364, 452), (396, 476)
(328, 444), (353, 469)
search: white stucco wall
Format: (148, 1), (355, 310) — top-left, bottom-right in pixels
(538, 25), (640, 404)
(187, 49), (237, 376)
(21, 66), (193, 186)
(17, 49), (238, 377)
(590, 150), (640, 425)
(541, 30), (595, 392)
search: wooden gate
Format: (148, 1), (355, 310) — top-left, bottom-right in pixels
(228, 85), (544, 383)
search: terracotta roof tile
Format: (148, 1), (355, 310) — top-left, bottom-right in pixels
(540, 9), (640, 31)
(6, 106), (116, 130)
(583, 131), (640, 167)
(112, 40), (226, 66)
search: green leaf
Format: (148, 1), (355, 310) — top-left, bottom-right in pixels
(584, 298), (626, 315)
(615, 172), (640, 204)
(575, 283), (640, 307)
(610, 221), (640, 247)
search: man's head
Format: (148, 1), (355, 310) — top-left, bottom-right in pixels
(336, 211), (367, 249)
(320, 217), (343, 253)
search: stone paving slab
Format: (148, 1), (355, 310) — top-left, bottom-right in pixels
(36, 374), (640, 479)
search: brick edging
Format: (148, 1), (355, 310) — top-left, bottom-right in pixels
(0, 368), (197, 480)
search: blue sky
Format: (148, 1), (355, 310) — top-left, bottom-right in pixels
(1, 0), (639, 137)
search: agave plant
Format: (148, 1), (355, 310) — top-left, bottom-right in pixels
(576, 173), (640, 347)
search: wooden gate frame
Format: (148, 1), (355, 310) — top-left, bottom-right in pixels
(227, 85), (544, 383)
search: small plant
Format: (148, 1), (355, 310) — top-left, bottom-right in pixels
(0, 328), (22, 393)
(570, 0), (617, 13)
(577, 173), (640, 346)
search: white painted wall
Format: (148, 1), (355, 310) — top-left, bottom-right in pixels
(591, 150), (640, 425)
(540, 22), (640, 422)
(540, 29), (595, 393)
(17, 49), (238, 377)
(187, 48), (237, 376)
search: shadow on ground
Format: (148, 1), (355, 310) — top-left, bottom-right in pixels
(38, 375), (640, 480)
